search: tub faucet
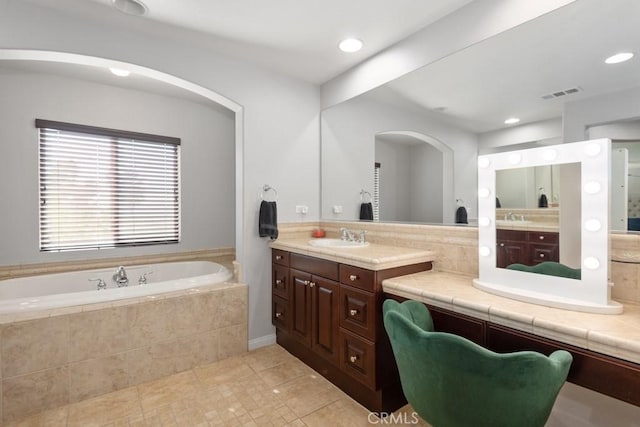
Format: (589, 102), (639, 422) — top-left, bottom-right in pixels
(113, 266), (129, 287)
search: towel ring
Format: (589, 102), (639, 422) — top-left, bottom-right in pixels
(261, 185), (278, 202)
(360, 190), (372, 203)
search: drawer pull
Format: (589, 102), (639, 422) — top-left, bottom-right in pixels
(275, 312), (282, 318)
(275, 279), (283, 285)
(539, 236), (544, 240)
(349, 309), (358, 316)
(349, 274), (358, 281)
(540, 254), (545, 258)
(499, 243), (505, 247)
(309, 281), (316, 288)
(303, 280), (310, 286)
(349, 355), (358, 363)
(275, 255), (283, 260)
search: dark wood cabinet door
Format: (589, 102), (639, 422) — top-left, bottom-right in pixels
(496, 240), (527, 268)
(311, 276), (340, 365)
(290, 269), (312, 345)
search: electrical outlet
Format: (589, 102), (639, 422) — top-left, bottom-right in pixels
(333, 205), (343, 214)
(296, 205), (309, 214)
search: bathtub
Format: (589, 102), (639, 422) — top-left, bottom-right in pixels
(0, 261), (233, 313)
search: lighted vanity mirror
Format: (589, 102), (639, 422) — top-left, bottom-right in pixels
(475, 139), (622, 314)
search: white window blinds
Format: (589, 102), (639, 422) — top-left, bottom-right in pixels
(36, 119), (180, 252)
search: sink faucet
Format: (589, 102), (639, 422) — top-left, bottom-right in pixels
(508, 212), (516, 221)
(340, 227), (367, 243)
(113, 266), (129, 287)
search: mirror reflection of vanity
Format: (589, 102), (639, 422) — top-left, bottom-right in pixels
(320, 0), (640, 234)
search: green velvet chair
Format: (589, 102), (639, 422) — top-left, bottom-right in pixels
(506, 261), (581, 279)
(383, 299), (572, 427)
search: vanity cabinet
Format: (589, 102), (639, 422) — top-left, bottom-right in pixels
(385, 294), (640, 407)
(272, 249), (432, 412)
(496, 229), (559, 268)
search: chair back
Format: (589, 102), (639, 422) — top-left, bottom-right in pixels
(383, 299), (572, 427)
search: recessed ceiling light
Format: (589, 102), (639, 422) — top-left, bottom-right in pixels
(605, 52), (634, 64)
(504, 117), (520, 125)
(112, 0), (148, 16)
(110, 68), (131, 77)
(338, 38), (363, 53)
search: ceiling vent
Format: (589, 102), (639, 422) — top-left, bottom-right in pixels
(541, 87), (582, 100)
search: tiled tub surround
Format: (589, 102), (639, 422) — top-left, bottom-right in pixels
(0, 249), (248, 424)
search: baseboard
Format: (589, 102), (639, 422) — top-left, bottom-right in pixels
(248, 333), (276, 350)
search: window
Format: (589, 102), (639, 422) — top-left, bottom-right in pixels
(36, 119), (180, 252)
(373, 162), (380, 221)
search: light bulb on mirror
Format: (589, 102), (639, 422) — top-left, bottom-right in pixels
(583, 257), (600, 270)
(479, 246), (491, 257)
(542, 149), (558, 161)
(508, 153), (522, 165)
(478, 188), (491, 198)
(478, 157), (490, 169)
(583, 181), (601, 194)
(584, 218), (601, 232)
(584, 142), (602, 157)
(478, 217), (491, 227)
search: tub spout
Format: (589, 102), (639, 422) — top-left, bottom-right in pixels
(113, 266), (129, 287)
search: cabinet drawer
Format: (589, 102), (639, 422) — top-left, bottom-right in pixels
(291, 253), (339, 281)
(340, 265), (375, 291)
(272, 264), (290, 300)
(340, 285), (376, 340)
(272, 249), (290, 266)
(496, 229), (527, 241)
(529, 244), (559, 264)
(272, 295), (290, 331)
(528, 231), (558, 244)
(340, 328), (376, 389)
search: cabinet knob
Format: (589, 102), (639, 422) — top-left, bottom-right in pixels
(540, 254), (545, 258)
(309, 282), (316, 288)
(275, 312), (282, 318)
(275, 279), (283, 285)
(499, 243), (505, 247)
(349, 309), (358, 316)
(539, 236), (544, 240)
(303, 280), (310, 286)
(349, 355), (358, 363)
(349, 274), (358, 281)
(275, 255), (283, 260)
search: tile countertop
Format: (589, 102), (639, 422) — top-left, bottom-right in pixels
(270, 238), (436, 271)
(382, 270), (640, 366)
(497, 222), (559, 232)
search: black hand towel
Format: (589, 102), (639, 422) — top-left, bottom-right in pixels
(359, 202), (373, 220)
(496, 197), (501, 208)
(538, 194), (548, 208)
(259, 201), (278, 239)
(455, 206), (468, 224)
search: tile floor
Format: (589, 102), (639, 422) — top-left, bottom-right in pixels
(6, 345), (429, 427)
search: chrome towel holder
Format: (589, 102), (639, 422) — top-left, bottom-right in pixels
(261, 185), (278, 201)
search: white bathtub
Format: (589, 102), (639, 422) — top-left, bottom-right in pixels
(0, 261), (233, 313)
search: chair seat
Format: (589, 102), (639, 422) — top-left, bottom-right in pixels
(383, 299), (572, 427)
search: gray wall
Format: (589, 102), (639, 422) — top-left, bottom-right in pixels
(0, 70), (235, 265)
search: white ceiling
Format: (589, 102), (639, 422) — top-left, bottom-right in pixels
(374, 0), (640, 133)
(22, 0), (472, 84)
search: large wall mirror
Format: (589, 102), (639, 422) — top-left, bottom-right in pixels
(320, 0), (640, 230)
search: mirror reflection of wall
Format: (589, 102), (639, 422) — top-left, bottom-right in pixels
(496, 165), (559, 209)
(374, 133), (443, 223)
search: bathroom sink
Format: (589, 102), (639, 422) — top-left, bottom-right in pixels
(308, 238), (369, 248)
